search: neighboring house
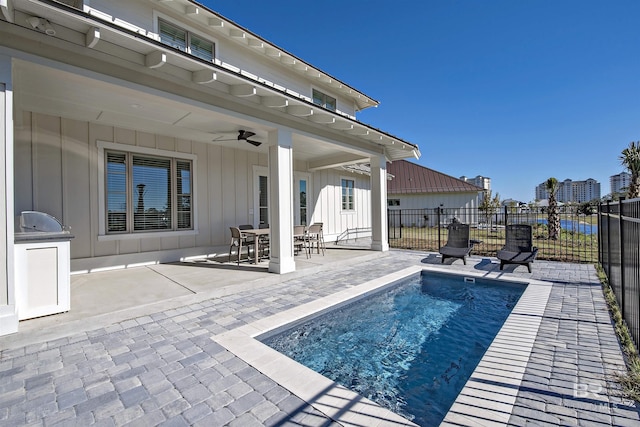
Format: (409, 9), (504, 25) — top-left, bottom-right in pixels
(386, 160), (483, 226)
(0, 0), (420, 335)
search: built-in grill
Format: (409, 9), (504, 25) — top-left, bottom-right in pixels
(14, 211), (73, 321)
(16, 210), (70, 237)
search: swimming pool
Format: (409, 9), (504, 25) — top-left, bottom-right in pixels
(261, 271), (526, 425)
(214, 265), (552, 426)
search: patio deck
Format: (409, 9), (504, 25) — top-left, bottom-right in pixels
(0, 248), (638, 426)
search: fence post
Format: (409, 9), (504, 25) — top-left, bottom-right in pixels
(437, 207), (441, 248)
(606, 200), (612, 281)
(399, 210), (402, 239)
(504, 205), (508, 225)
(597, 202), (602, 265)
(620, 198), (626, 317)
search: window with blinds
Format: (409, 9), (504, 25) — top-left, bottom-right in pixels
(159, 19), (214, 62)
(341, 178), (354, 211)
(105, 151), (193, 234)
(176, 161), (192, 229)
(106, 152), (127, 232)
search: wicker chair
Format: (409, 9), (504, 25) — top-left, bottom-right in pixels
(497, 224), (539, 273)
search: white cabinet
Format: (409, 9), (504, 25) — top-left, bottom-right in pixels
(15, 239), (71, 320)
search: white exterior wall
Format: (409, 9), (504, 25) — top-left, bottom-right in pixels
(0, 54), (17, 335)
(14, 111), (271, 271)
(310, 170), (371, 242)
(13, 111), (371, 271)
(85, 0), (357, 117)
(387, 192), (480, 226)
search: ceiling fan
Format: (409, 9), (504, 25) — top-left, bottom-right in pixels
(213, 130), (262, 147)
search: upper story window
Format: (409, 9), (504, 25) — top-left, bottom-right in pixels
(312, 89), (336, 111)
(159, 19), (214, 62)
(388, 199), (400, 207)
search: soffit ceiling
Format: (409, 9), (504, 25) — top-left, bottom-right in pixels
(13, 60), (346, 161)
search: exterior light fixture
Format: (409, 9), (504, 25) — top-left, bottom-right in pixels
(26, 17), (56, 36)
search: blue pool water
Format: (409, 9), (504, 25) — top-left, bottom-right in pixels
(536, 218), (597, 235)
(262, 272), (526, 426)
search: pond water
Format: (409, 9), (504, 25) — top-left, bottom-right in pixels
(536, 218), (597, 235)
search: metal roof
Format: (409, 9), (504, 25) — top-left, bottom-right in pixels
(387, 160), (483, 194)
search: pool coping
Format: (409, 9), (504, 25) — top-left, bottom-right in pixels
(213, 265), (553, 427)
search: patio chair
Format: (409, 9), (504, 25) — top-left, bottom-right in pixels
(229, 226), (248, 265)
(238, 224), (255, 246)
(257, 223), (270, 260)
(497, 224), (539, 273)
(293, 225), (309, 258)
(439, 222), (473, 265)
(306, 223), (325, 256)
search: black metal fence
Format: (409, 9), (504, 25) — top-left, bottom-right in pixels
(599, 198), (640, 349)
(388, 205), (598, 263)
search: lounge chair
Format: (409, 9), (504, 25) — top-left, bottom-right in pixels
(497, 224), (538, 273)
(439, 223), (473, 265)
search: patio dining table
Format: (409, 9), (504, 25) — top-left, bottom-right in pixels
(241, 228), (270, 264)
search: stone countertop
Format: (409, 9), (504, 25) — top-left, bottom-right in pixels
(15, 231), (75, 242)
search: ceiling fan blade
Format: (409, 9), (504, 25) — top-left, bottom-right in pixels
(246, 139), (262, 147)
(238, 130), (256, 140)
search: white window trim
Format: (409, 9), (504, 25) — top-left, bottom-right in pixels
(97, 141), (198, 241)
(340, 176), (356, 213)
(294, 171), (312, 225)
(253, 165), (269, 227)
(152, 11), (219, 60)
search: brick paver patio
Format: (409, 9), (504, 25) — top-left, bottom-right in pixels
(1, 250), (638, 426)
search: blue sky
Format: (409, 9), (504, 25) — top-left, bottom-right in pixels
(207, 1), (640, 202)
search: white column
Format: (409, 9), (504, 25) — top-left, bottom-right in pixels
(370, 155), (389, 251)
(0, 54), (17, 336)
(267, 129), (296, 274)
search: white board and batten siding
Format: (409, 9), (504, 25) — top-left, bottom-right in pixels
(14, 112), (373, 271)
(312, 170), (371, 242)
(14, 112), (270, 271)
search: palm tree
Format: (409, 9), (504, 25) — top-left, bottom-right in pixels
(619, 141), (640, 199)
(545, 177), (560, 240)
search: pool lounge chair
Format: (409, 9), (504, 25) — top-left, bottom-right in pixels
(497, 224), (538, 273)
(439, 222), (473, 265)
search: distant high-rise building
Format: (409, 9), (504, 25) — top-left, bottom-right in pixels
(459, 175), (491, 192)
(535, 178), (601, 203)
(610, 172), (631, 195)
